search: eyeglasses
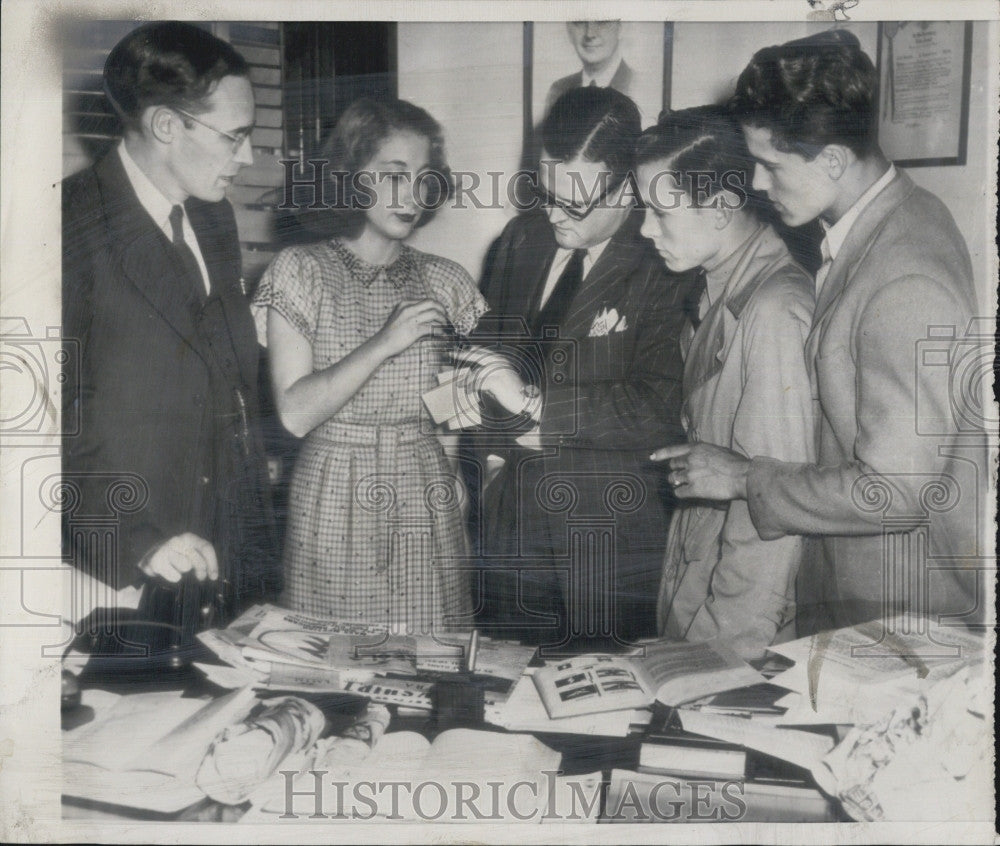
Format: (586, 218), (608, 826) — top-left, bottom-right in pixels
(533, 175), (631, 221)
(173, 106), (252, 154)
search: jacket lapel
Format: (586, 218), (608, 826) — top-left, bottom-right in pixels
(94, 152), (205, 358)
(187, 199), (257, 387)
(561, 209), (644, 338)
(813, 169), (916, 320)
(519, 219), (559, 323)
(685, 226), (778, 395)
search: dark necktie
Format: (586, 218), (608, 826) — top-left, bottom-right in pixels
(169, 204), (208, 302)
(683, 268), (708, 331)
(534, 248), (586, 332)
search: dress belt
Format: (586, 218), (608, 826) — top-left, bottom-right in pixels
(314, 419), (425, 448)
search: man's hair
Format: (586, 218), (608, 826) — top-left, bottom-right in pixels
(541, 86), (641, 184)
(104, 21), (249, 131)
(635, 105), (756, 212)
(731, 29), (877, 159)
(319, 97), (453, 237)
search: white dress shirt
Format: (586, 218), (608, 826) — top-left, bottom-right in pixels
(537, 239), (611, 309)
(581, 52), (625, 88)
(816, 164), (896, 295)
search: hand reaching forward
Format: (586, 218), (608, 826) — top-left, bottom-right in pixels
(650, 443), (750, 501)
(375, 298), (448, 358)
(452, 346), (541, 421)
(138, 532), (218, 582)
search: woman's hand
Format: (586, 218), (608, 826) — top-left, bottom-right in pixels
(373, 298), (448, 359)
(650, 443), (750, 501)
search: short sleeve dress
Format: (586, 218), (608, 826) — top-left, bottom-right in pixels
(251, 240), (487, 633)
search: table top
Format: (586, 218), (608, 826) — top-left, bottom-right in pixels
(62, 664), (843, 824)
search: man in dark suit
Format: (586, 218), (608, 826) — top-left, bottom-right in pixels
(464, 87), (695, 649)
(62, 22), (278, 652)
(545, 21), (634, 115)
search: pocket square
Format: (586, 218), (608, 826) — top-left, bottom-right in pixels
(588, 307), (628, 337)
(589, 307), (616, 337)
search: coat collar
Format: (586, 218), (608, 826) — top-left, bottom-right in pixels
(684, 224), (803, 395)
(814, 168), (916, 318)
(94, 151), (201, 338)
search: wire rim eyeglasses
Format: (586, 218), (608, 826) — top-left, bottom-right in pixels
(173, 106), (252, 153)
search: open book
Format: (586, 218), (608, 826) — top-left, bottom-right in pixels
(532, 640), (765, 719)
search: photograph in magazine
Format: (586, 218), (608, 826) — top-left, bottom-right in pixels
(0, 1), (996, 842)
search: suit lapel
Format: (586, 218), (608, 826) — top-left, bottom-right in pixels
(813, 170), (916, 319)
(518, 217), (559, 323)
(805, 170), (915, 386)
(561, 210), (643, 338)
(95, 153), (205, 358)
(187, 199), (257, 387)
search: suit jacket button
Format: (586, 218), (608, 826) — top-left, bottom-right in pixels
(199, 475), (210, 485)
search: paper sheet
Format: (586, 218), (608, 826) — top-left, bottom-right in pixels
(677, 708), (835, 771)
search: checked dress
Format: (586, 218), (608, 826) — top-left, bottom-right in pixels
(252, 240), (487, 633)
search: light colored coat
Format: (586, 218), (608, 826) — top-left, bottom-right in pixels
(746, 170), (984, 632)
(657, 224), (815, 659)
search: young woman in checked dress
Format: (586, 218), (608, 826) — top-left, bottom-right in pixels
(252, 99), (488, 633)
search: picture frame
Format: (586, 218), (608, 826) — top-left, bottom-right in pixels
(876, 20), (973, 167)
(522, 21), (673, 151)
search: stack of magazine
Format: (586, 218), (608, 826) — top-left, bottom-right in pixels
(195, 604), (536, 710)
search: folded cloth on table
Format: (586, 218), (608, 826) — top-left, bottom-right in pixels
(195, 696), (326, 804)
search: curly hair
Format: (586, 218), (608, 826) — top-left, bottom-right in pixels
(731, 29), (877, 159)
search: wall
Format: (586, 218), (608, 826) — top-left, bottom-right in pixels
(397, 22), (524, 281)
(670, 22), (878, 110)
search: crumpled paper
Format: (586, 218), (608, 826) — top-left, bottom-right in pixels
(812, 661), (990, 821)
(195, 696), (327, 804)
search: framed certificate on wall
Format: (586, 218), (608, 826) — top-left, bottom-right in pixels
(877, 21), (973, 167)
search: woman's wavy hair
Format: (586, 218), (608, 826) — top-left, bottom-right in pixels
(319, 98), (454, 238)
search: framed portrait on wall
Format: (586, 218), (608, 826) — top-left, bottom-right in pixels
(876, 20), (973, 167)
(524, 20), (672, 143)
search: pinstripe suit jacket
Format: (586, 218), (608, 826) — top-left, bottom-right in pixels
(468, 209), (694, 638)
